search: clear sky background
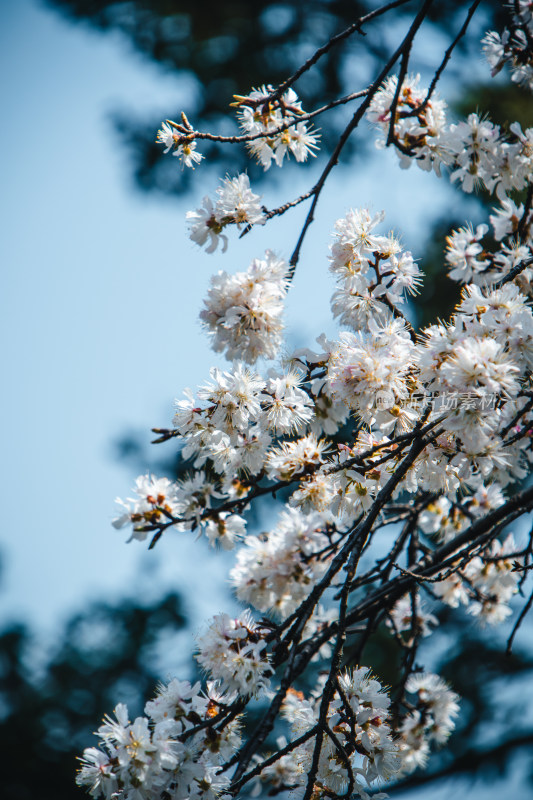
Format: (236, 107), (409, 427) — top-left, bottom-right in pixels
(2, 1), (532, 797)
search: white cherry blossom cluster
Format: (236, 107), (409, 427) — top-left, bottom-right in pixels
(117, 223), (532, 548)
(445, 200), (533, 289)
(77, 680), (240, 800)
(329, 208), (423, 330)
(367, 77), (533, 201)
(114, 208), (533, 602)
(249, 735), (304, 795)
(418, 282), (533, 456)
(326, 316), (416, 421)
(109, 361), (335, 548)
(170, 363), (314, 483)
(204, 511), (247, 550)
(388, 594), (438, 639)
(196, 611), (272, 697)
(433, 534), (520, 624)
(289, 429), (394, 524)
(467, 533), (521, 623)
(445, 223), (491, 284)
(187, 174), (265, 253)
(111, 471), (240, 546)
(234, 85), (319, 169)
(265, 432), (330, 481)
(280, 670), (404, 799)
(260, 370), (315, 433)
(482, 1), (533, 90)
(289, 339), (351, 435)
(418, 482), (504, 543)
(199, 250), (290, 362)
(490, 196), (533, 243)
(366, 74), (450, 174)
(398, 673), (460, 775)
(230, 508), (331, 618)
(112, 475), (183, 541)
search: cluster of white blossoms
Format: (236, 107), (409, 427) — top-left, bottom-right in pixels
(112, 475), (183, 541)
(281, 670), (404, 800)
(199, 251), (290, 363)
(187, 174), (265, 253)
(433, 533), (521, 624)
(418, 482), (504, 543)
(196, 611), (272, 697)
(388, 594), (438, 639)
(398, 673), (460, 775)
(114, 186), (531, 604)
(366, 73), (450, 174)
(80, 10), (533, 800)
(326, 316), (415, 423)
(234, 85), (319, 169)
(77, 681), (241, 800)
(171, 363), (315, 485)
(249, 734), (304, 796)
(111, 471), (237, 546)
(329, 208), (423, 330)
(157, 85), (319, 172)
(287, 429), (391, 523)
(265, 432), (330, 481)
(231, 508), (331, 618)
(482, 0), (533, 91)
(418, 282), (533, 455)
(445, 223), (491, 284)
(367, 76), (533, 202)
(445, 200), (533, 288)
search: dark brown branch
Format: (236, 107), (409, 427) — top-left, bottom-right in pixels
(506, 586), (533, 655)
(494, 255), (533, 288)
(517, 182), (533, 241)
(229, 725), (318, 792)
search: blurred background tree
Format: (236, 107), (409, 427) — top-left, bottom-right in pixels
(3, 1), (532, 798)
(0, 588), (186, 800)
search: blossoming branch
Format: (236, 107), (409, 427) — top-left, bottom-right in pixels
(77, 3), (533, 800)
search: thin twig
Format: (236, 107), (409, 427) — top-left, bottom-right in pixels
(506, 586), (533, 655)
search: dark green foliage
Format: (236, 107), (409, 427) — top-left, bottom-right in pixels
(0, 593), (185, 800)
(415, 216), (464, 328)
